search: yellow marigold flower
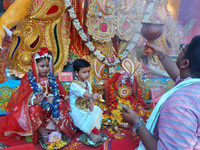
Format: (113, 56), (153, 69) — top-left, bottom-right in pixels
(46, 139), (67, 149)
(126, 101), (130, 105)
(117, 104), (121, 110)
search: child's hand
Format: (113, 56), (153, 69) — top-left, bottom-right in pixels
(91, 93), (101, 100)
(34, 92), (45, 105)
(46, 96), (53, 104)
(89, 99), (94, 111)
(64, 95), (69, 102)
(66, 101), (72, 112)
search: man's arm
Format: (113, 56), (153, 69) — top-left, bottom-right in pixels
(146, 43), (179, 81)
(137, 125), (157, 150)
(122, 108), (158, 150)
(157, 53), (179, 81)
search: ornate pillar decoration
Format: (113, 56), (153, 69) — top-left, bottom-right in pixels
(8, 0), (71, 77)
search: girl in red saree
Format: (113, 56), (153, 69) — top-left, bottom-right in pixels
(0, 47), (76, 146)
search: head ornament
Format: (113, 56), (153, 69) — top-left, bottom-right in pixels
(35, 47), (52, 60)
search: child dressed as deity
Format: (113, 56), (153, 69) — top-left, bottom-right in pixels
(1, 47), (76, 147)
(69, 59), (104, 143)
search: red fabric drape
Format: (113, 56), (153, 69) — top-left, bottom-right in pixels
(69, 0), (90, 58)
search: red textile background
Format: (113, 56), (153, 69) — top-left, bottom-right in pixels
(69, 0), (90, 58)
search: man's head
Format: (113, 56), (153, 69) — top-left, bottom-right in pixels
(186, 35), (200, 77)
(177, 35), (200, 78)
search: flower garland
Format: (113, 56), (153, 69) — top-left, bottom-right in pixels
(64, 0), (156, 75)
(103, 72), (145, 125)
(28, 69), (60, 119)
(105, 73), (144, 111)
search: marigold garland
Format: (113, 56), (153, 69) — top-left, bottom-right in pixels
(103, 72), (146, 125)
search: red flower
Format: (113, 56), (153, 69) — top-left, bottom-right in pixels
(91, 127), (99, 135)
(110, 91), (114, 95)
(113, 85), (118, 90)
(110, 94), (115, 99)
(38, 47), (52, 56)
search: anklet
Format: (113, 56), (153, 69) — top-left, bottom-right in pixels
(41, 136), (48, 138)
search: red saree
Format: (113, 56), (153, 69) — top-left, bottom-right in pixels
(0, 52), (76, 143)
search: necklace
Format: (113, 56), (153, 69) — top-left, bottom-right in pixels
(28, 69), (60, 119)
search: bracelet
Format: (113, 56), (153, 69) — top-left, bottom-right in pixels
(132, 119), (144, 136)
(31, 98), (35, 105)
(159, 52), (167, 61)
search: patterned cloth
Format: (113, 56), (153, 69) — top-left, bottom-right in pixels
(154, 77), (200, 149)
(138, 77), (200, 150)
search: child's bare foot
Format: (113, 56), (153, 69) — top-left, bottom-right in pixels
(41, 136), (50, 145)
(88, 133), (104, 143)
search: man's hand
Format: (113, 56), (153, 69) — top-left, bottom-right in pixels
(122, 108), (140, 125)
(146, 43), (166, 59)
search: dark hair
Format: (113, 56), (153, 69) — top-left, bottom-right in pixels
(186, 35), (200, 77)
(36, 57), (50, 63)
(73, 59), (90, 72)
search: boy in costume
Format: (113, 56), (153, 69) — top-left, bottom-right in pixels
(69, 59), (104, 143)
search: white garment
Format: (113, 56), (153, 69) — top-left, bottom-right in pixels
(69, 80), (103, 134)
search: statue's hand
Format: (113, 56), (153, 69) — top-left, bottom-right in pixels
(0, 0), (31, 48)
(0, 25), (6, 49)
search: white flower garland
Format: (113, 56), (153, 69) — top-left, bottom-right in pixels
(64, 0), (156, 75)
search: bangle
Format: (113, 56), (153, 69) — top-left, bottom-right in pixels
(132, 118), (144, 136)
(159, 52), (167, 61)
(31, 98), (35, 105)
